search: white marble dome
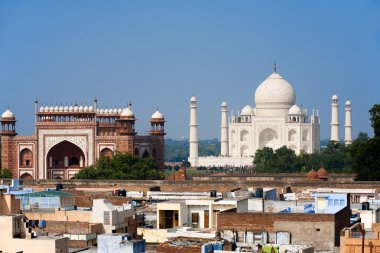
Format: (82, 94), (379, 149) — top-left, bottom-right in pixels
(221, 101), (227, 107)
(332, 94), (338, 100)
(84, 106), (89, 112)
(64, 106), (69, 112)
(59, 106), (64, 112)
(346, 100), (351, 105)
(241, 105), (254, 115)
(190, 96), (197, 102)
(288, 105), (301, 115)
(121, 107), (134, 117)
(2, 109), (14, 118)
(88, 106), (94, 112)
(40, 106), (45, 112)
(69, 106), (74, 112)
(255, 72), (296, 109)
(151, 110), (164, 119)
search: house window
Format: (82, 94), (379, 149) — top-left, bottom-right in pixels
(340, 200), (345, 206)
(334, 199), (339, 206)
(104, 211), (110, 225)
(328, 199), (333, 206)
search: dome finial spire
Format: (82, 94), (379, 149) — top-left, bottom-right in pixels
(273, 62), (277, 73)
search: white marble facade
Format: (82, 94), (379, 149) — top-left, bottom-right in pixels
(189, 70), (320, 167)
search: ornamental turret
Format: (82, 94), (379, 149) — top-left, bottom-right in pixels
(1, 109), (17, 136)
(149, 110), (165, 136)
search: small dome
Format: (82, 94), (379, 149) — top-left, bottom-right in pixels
(255, 72), (296, 109)
(241, 105), (254, 116)
(44, 106), (50, 112)
(118, 108), (123, 114)
(121, 107), (135, 117)
(190, 96), (197, 102)
(74, 106), (79, 112)
(99, 109), (104, 114)
(40, 106), (45, 112)
(113, 108), (118, 114)
(59, 106), (64, 112)
(346, 100), (351, 105)
(64, 106), (69, 112)
(151, 110), (164, 119)
(306, 169), (319, 181)
(221, 101), (227, 107)
(104, 109), (109, 114)
(54, 106), (59, 112)
(301, 106), (308, 116)
(317, 167), (328, 179)
(84, 106), (89, 112)
(2, 109), (14, 118)
(49, 106), (54, 112)
(78, 106), (84, 112)
(69, 106), (74, 112)
(332, 94), (338, 100)
(88, 106), (94, 112)
(288, 105), (302, 115)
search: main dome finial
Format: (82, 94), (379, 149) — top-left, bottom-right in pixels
(273, 62), (277, 73)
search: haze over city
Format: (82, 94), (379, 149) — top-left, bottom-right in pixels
(0, 1), (379, 139)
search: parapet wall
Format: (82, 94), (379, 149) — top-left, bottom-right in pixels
(10, 177), (380, 194)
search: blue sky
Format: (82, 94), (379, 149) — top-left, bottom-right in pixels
(0, 1), (379, 140)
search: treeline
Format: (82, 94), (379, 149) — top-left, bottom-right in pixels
(75, 153), (165, 180)
(165, 138), (220, 162)
(253, 141), (354, 173)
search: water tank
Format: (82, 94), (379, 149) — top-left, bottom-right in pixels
(255, 188), (263, 198)
(56, 183), (63, 191)
(362, 202), (370, 210)
(118, 189), (127, 196)
(210, 190), (217, 197)
(40, 220), (47, 229)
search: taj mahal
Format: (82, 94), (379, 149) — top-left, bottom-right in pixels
(188, 67), (352, 167)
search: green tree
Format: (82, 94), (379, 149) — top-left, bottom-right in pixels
(0, 168), (13, 178)
(253, 147), (276, 172)
(75, 152), (165, 180)
(370, 104), (380, 137)
(352, 104), (380, 180)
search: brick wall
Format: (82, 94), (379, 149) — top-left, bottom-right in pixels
(44, 221), (91, 234)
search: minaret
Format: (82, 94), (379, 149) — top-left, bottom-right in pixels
(188, 96), (198, 167)
(220, 100), (228, 156)
(330, 94), (340, 142)
(344, 100), (352, 145)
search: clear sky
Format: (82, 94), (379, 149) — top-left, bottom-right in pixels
(0, 1), (379, 140)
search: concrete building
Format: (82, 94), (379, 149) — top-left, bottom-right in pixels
(217, 193), (350, 252)
(156, 198), (247, 230)
(0, 214), (69, 253)
(23, 199), (140, 248)
(97, 233), (145, 253)
(341, 223), (380, 253)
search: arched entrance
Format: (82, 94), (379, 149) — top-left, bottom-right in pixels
(46, 140), (85, 179)
(142, 150), (150, 158)
(20, 172), (33, 180)
(259, 128), (279, 149)
(100, 148), (113, 158)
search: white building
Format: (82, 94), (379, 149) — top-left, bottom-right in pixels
(189, 68), (321, 167)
